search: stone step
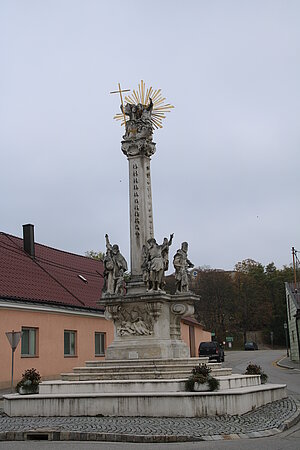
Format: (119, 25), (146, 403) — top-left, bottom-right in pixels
(61, 367), (232, 381)
(3, 383), (287, 417)
(40, 379), (186, 394)
(216, 374), (261, 390)
(85, 357), (209, 368)
(72, 362), (222, 374)
(39, 374), (260, 395)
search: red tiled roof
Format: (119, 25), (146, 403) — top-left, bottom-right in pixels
(182, 316), (205, 328)
(0, 232), (104, 310)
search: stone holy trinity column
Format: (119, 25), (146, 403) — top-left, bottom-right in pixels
(120, 102), (156, 288)
(99, 86), (197, 360)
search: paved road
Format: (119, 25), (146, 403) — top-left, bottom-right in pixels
(224, 349), (300, 400)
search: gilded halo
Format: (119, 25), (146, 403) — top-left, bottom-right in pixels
(113, 80), (174, 129)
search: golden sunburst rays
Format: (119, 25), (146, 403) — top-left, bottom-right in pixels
(113, 80), (174, 129)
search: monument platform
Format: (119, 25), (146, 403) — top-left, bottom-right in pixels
(3, 357), (287, 417)
(3, 383), (286, 417)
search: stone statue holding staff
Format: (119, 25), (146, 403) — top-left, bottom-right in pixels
(173, 242), (194, 293)
(102, 234), (128, 297)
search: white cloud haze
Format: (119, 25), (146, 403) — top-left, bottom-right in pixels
(1, 0), (299, 271)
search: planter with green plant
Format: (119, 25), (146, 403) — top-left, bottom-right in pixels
(245, 363), (268, 384)
(16, 368), (41, 395)
(185, 363), (220, 392)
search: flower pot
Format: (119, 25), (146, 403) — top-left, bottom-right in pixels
(194, 381), (210, 391)
(18, 385), (39, 395)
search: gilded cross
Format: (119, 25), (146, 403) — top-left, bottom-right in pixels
(110, 83), (130, 123)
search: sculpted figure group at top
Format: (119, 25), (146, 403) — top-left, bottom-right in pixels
(121, 99), (154, 141)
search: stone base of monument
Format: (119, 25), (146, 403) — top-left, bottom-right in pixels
(3, 357), (287, 417)
(99, 291), (196, 360)
(3, 383), (286, 417)
(3, 290), (288, 417)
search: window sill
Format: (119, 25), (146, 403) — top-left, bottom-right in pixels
(64, 355), (78, 358)
(95, 354), (105, 357)
(21, 355), (38, 358)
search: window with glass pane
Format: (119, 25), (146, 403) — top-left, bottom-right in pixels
(21, 327), (37, 356)
(95, 332), (105, 356)
(64, 330), (76, 356)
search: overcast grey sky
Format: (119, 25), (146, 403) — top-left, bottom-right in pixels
(1, 0), (299, 271)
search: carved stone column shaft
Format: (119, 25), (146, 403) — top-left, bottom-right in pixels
(128, 154), (154, 277)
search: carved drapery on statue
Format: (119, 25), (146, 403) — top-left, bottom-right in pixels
(173, 242), (194, 293)
(102, 234), (128, 297)
(142, 234), (173, 291)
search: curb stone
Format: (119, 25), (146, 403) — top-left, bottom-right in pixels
(279, 398), (300, 431)
(0, 431), (203, 443)
(276, 356), (300, 371)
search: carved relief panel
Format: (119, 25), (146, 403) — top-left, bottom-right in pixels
(106, 302), (163, 337)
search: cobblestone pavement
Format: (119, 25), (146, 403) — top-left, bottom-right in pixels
(0, 397), (299, 442)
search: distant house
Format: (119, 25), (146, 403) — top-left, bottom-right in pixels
(0, 225), (210, 388)
(0, 224), (110, 389)
(285, 282), (300, 361)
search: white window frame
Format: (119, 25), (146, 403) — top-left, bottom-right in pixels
(21, 327), (38, 357)
(95, 332), (105, 356)
(64, 330), (77, 357)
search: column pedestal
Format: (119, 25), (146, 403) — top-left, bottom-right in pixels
(98, 292), (199, 360)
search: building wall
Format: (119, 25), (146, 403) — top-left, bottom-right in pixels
(286, 285), (300, 362)
(0, 303), (113, 389)
(194, 325), (211, 354)
(1, 302), (211, 388)
(181, 322), (211, 357)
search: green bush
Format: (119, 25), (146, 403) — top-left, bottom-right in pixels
(207, 376), (220, 391)
(245, 363), (268, 384)
(185, 364), (219, 392)
(16, 368), (41, 392)
(192, 363), (211, 378)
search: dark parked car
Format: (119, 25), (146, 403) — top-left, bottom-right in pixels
(198, 341), (225, 362)
(244, 341), (258, 351)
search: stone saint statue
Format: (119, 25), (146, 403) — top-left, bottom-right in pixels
(162, 233), (174, 271)
(102, 234), (128, 297)
(173, 242), (194, 293)
(143, 234), (173, 291)
(141, 244), (150, 289)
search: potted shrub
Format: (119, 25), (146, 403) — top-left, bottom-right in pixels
(16, 368), (41, 395)
(185, 363), (220, 392)
(245, 363), (268, 384)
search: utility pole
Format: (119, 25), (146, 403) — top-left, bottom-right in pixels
(292, 247), (297, 291)
(283, 322), (289, 357)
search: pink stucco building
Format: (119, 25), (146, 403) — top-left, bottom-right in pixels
(0, 225), (210, 388)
